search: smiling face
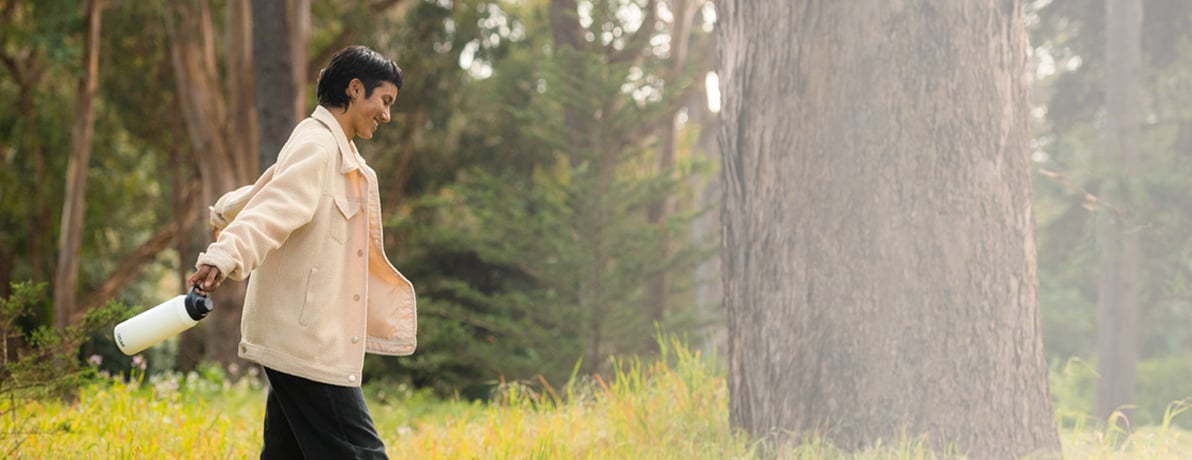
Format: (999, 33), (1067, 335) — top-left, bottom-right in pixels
(340, 78), (398, 140)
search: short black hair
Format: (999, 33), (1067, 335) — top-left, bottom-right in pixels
(316, 45), (403, 109)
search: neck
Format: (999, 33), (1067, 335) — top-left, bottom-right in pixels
(327, 104), (355, 139)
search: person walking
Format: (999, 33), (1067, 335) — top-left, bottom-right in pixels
(188, 45), (416, 459)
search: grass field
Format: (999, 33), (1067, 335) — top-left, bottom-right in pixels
(3, 341), (1190, 459)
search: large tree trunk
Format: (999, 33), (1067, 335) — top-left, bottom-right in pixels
(252, 0), (308, 168)
(1094, 0), (1142, 425)
(53, 0), (103, 328)
(717, 1), (1060, 457)
(164, 0), (254, 371)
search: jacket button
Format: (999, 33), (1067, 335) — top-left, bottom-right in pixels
(353, 294), (360, 301)
(352, 336), (360, 344)
(357, 249), (364, 256)
(348, 375), (357, 383)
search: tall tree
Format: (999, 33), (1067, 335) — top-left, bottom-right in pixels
(1094, 0), (1142, 424)
(164, 0), (257, 370)
(4, 0), (204, 345)
(534, 0), (711, 372)
(52, 0), (104, 328)
(1030, 1), (1192, 394)
(717, 1), (1061, 456)
(253, 0), (310, 168)
(0, 0), (67, 301)
(643, 0), (711, 349)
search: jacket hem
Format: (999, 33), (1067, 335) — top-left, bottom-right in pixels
(365, 336), (416, 356)
(239, 341), (364, 388)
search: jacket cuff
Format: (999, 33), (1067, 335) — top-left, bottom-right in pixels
(209, 206), (229, 229)
(209, 184), (257, 229)
(195, 251), (238, 282)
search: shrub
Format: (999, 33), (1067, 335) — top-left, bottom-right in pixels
(0, 281), (126, 456)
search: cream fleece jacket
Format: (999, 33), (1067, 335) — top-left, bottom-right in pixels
(197, 105), (416, 387)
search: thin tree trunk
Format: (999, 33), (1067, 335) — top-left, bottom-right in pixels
(289, 0), (310, 122)
(644, 0), (702, 348)
(717, 1), (1060, 457)
(689, 62), (722, 354)
(0, 246), (11, 301)
(1094, 0), (1142, 426)
(32, 144), (49, 285)
(53, 0), (104, 328)
(174, 134), (202, 373)
(550, 0), (587, 170)
(228, 0), (258, 178)
(253, 0), (296, 168)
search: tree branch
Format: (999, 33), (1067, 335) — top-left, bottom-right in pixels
(609, 0), (657, 64)
(616, 45), (714, 151)
(307, 0), (410, 79)
(77, 180), (199, 314)
(1037, 168), (1121, 214)
(551, 0), (585, 51)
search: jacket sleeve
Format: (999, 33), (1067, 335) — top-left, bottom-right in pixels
(195, 142), (329, 281)
(209, 165), (277, 229)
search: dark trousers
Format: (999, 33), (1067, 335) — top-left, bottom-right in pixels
(261, 367), (388, 460)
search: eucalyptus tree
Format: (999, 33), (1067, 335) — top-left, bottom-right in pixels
(718, 1), (1060, 456)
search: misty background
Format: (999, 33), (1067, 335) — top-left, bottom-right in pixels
(0, 0), (1189, 435)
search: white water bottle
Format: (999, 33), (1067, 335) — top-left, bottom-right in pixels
(114, 287), (214, 356)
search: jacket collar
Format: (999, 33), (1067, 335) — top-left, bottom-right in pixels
(312, 105), (363, 174)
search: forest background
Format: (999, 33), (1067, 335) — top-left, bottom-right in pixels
(2, 0), (1192, 431)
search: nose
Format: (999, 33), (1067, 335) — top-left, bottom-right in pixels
(380, 109), (390, 124)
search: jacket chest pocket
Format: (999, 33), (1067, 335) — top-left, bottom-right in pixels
(328, 177), (362, 244)
(328, 196), (360, 244)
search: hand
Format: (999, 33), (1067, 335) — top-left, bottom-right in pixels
(188, 264), (222, 293)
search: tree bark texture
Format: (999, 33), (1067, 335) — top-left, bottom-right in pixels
(227, 0), (259, 177)
(165, 0), (255, 370)
(289, 0), (310, 122)
(717, 1), (1060, 457)
(644, 0), (692, 349)
(252, 0), (299, 169)
(1094, 0), (1142, 424)
(53, 0), (103, 328)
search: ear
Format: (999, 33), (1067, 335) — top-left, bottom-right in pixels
(346, 78), (364, 100)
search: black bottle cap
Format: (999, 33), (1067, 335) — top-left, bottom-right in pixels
(184, 286), (215, 321)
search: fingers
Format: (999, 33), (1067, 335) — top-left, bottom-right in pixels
(186, 270), (203, 288)
(187, 265), (223, 293)
(203, 267), (221, 291)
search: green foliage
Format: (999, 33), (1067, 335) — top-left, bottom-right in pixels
(359, 0), (716, 393)
(0, 282), (126, 400)
(1, 0), (182, 328)
(8, 337), (1192, 458)
(0, 281), (126, 457)
(0, 1), (82, 295)
(1052, 354), (1192, 429)
(1031, 0), (1192, 363)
